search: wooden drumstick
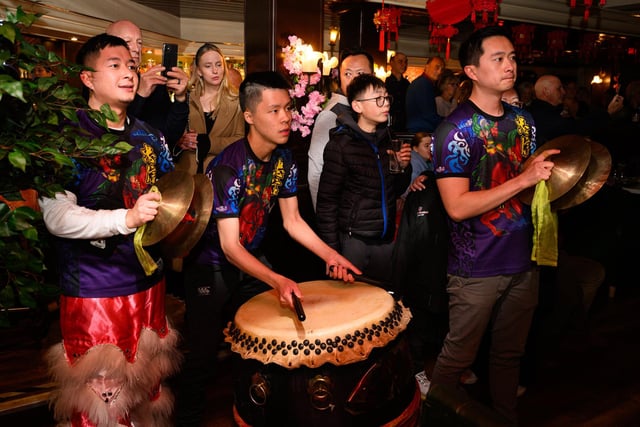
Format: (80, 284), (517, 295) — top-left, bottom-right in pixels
(291, 292), (306, 322)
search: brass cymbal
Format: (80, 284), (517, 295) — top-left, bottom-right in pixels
(161, 174), (213, 258)
(140, 170), (194, 246)
(551, 140), (611, 210)
(520, 135), (592, 204)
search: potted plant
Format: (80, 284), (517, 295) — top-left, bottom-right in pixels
(0, 7), (131, 328)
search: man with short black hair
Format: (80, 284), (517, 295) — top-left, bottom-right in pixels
(175, 71), (360, 427)
(41, 33), (180, 427)
(431, 26), (558, 424)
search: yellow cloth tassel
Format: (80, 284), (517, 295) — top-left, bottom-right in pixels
(134, 186), (161, 276)
(531, 180), (558, 267)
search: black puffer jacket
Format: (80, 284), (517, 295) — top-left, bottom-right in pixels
(316, 107), (411, 250)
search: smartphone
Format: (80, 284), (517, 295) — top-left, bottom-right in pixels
(161, 43), (178, 77)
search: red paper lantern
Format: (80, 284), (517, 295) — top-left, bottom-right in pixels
(426, 0), (472, 59)
(430, 24), (459, 60)
(547, 30), (568, 62)
(471, 0), (501, 29)
(373, 0), (402, 52)
(570, 0), (606, 21)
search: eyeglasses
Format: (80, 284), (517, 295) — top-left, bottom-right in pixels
(356, 95), (393, 107)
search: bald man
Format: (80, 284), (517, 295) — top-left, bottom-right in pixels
(528, 74), (623, 144)
(107, 20), (189, 150)
(405, 56), (445, 133)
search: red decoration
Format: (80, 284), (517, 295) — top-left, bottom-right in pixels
(471, 0), (501, 29)
(426, 0), (472, 60)
(547, 30), (568, 62)
(373, 0), (402, 52)
(570, 0), (606, 21)
(430, 24), (459, 60)
(511, 24), (535, 62)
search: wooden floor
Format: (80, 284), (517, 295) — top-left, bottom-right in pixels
(1, 281), (639, 426)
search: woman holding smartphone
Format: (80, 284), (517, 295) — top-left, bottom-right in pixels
(175, 43), (244, 174)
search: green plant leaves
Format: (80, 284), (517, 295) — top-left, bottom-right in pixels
(0, 6), (134, 323)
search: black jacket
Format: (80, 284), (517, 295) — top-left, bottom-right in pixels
(316, 106), (410, 250)
(128, 85), (189, 150)
(392, 171), (449, 312)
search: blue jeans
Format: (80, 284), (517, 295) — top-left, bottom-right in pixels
(431, 269), (539, 425)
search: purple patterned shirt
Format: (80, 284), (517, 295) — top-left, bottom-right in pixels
(432, 101), (537, 277)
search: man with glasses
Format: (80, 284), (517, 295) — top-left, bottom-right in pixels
(316, 74), (411, 285)
(308, 47), (374, 210)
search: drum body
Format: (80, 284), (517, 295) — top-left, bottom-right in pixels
(225, 281), (419, 427)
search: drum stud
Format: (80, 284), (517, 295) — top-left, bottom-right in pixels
(282, 349), (288, 356)
(293, 349), (299, 355)
(291, 340), (297, 346)
(315, 348), (322, 355)
(303, 339), (310, 346)
(338, 345), (344, 352)
(327, 347), (333, 353)
(320, 343), (327, 350)
(304, 349), (311, 356)
(315, 339), (321, 345)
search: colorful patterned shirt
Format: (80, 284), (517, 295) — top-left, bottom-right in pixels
(194, 138), (298, 266)
(432, 101), (537, 277)
(57, 111), (174, 297)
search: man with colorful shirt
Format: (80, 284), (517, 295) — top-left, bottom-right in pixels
(175, 71), (360, 427)
(39, 34), (180, 426)
(430, 26), (558, 424)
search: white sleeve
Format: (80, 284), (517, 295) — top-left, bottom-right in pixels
(307, 109), (337, 210)
(39, 191), (137, 239)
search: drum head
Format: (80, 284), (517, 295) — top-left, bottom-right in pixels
(225, 280), (412, 369)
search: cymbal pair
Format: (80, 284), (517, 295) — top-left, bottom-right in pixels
(140, 170), (213, 258)
(520, 135), (611, 210)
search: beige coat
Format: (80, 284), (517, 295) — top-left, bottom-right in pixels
(176, 87), (245, 174)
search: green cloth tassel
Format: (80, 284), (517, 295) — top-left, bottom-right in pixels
(531, 180), (558, 267)
(134, 186), (160, 276)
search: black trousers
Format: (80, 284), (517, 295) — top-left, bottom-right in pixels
(174, 260), (270, 427)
